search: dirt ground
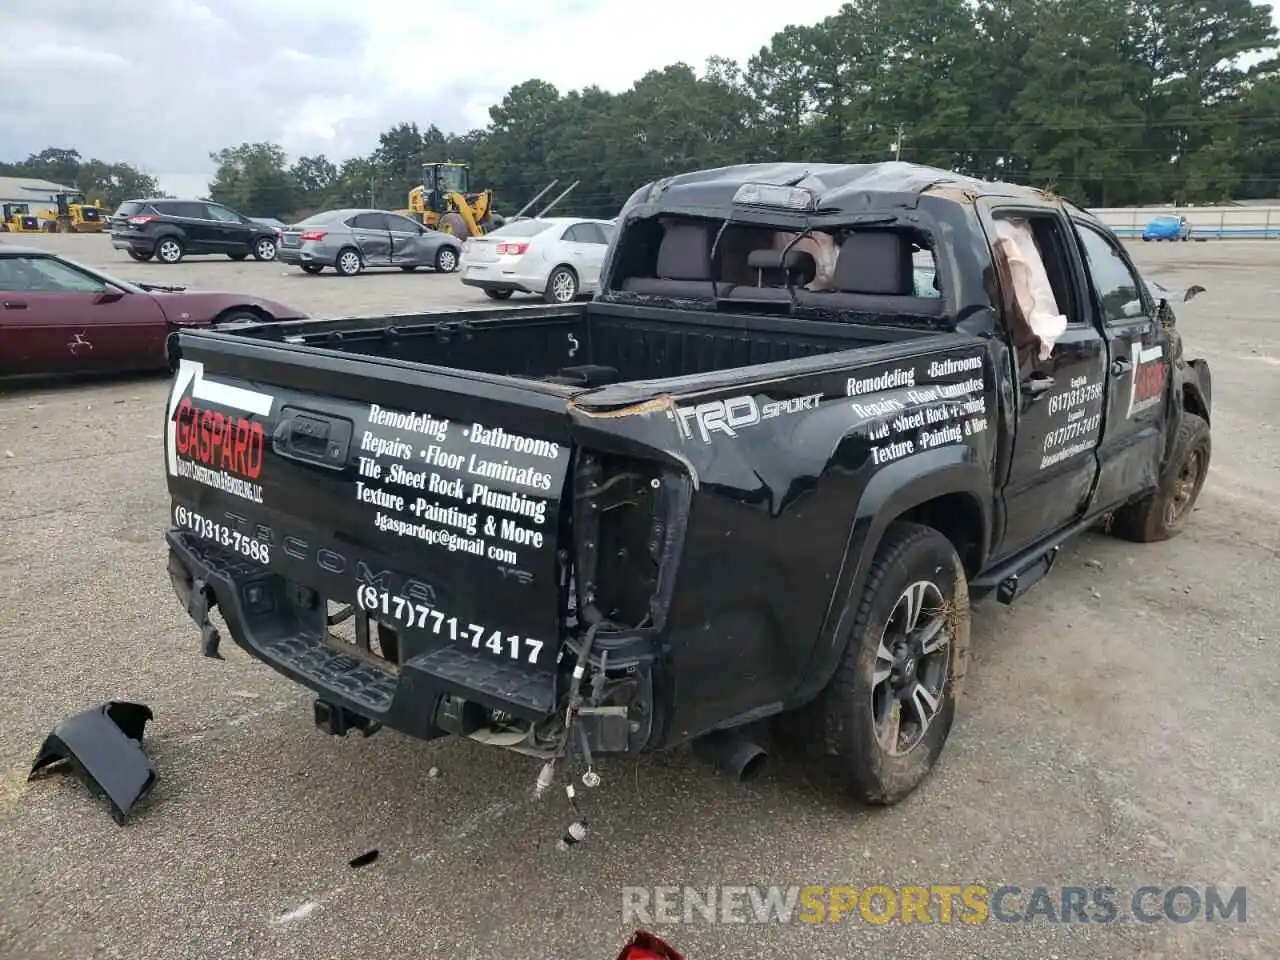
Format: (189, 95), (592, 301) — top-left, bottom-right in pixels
(0, 234), (1277, 960)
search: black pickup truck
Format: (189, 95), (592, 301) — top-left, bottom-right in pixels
(163, 162), (1212, 807)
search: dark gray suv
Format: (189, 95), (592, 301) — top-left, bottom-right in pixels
(108, 199), (280, 265)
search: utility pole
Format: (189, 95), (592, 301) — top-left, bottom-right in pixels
(369, 178), (376, 208)
(894, 123), (905, 161)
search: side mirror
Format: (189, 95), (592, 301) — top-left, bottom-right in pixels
(94, 287), (125, 304)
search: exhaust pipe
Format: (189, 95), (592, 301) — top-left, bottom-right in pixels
(692, 729), (767, 782)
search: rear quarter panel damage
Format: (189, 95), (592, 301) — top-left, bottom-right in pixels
(580, 338), (1001, 743)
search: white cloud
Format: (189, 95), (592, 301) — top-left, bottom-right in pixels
(0, 0), (849, 195)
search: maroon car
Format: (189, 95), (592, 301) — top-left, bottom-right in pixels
(0, 243), (305, 377)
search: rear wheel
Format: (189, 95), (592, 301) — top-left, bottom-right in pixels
(155, 237), (185, 264)
(335, 247), (362, 276)
(545, 265), (578, 303)
(129, 250), (153, 262)
(435, 246), (459, 273)
(1108, 412), (1210, 543)
(484, 289), (514, 300)
(301, 263), (324, 274)
(253, 237), (277, 261)
(817, 522), (970, 806)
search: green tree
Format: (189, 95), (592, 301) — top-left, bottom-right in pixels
(208, 142), (298, 217)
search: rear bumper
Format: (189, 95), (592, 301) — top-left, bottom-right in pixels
(111, 235), (152, 253)
(165, 527), (656, 753)
(276, 247), (327, 266)
(459, 264), (544, 295)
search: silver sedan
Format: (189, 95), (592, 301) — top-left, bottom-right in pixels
(277, 208), (463, 277)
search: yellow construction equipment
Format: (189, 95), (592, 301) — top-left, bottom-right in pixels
(49, 192), (107, 233)
(0, 203), (45, 233)
(402, 162), (498, 237)
(401, 162), (579, 238)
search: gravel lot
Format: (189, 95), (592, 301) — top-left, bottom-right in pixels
(1, 235), (1277, 960)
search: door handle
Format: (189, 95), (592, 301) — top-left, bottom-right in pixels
(2, 300), (28, 310)
(271, 407), (353, 471)
(1021, 373), (1054, 399)
(1110, 357), (1132, 376)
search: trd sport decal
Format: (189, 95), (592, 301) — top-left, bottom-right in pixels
(166, 359), (275, 504)
(1127, 344), (1167, 418)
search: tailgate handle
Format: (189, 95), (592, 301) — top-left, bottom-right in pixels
(272, 407), (353, 471)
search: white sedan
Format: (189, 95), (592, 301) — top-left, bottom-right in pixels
(458, 217), (616, 304)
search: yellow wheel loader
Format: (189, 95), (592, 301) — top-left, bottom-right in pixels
(400, 162), (581, 239)
(0, 204), (45, 233)
(401, 162), (501, 238)
(49, 193), (107, 233)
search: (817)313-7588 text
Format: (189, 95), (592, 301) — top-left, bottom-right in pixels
(355, 585), (548, 665)
(174, 504), (271, 564)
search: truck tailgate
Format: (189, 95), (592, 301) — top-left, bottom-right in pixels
(164, 334), (579, 722)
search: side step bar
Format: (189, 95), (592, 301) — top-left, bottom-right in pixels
(971, 516), (1101, 604)
(994, 545), (1059, 604)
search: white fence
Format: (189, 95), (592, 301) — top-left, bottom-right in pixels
(1091, 205), (1280, 240)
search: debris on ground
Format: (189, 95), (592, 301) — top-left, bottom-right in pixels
(28, 701), (157, 825)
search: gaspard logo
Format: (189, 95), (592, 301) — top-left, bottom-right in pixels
(1126, 344), (1166, 418)
(166, 358), (275, 477)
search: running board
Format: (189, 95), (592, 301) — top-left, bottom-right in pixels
(972, 511), (1105, 604)
(994, 545), (1060, 604)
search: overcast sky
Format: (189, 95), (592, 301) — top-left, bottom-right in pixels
(0, 0), (849, 196)
(1, 1), (1276, 197)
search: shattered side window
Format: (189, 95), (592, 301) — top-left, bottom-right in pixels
(912, 245), (941, 298)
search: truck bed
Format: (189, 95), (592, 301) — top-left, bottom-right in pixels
(236, 300), (932, 389)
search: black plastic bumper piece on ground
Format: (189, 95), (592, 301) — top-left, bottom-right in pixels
(28, 701), (157, 825)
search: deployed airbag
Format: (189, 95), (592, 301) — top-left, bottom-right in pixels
(994, 218), (1067, 359)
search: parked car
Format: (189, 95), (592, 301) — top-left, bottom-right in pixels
(0, 243), (304, 377)
(162, 161), (1212, 812)
(458, 216), (616, 303)
(277, 209), (463, 277)
(107, 199), (281, 265)
(1142, 214), (1191, 241)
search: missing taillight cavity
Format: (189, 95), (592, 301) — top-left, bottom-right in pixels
(573, 452), (669, 630)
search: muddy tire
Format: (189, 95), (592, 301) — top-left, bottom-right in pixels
(437, 212), (469, 238)
(1109, 412), (1210, 543)
(818, 521), (971, 806)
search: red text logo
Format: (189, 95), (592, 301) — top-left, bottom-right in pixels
(173, 398), (265, 479)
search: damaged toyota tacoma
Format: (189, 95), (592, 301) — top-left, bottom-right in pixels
(163, 162), (1212, 806)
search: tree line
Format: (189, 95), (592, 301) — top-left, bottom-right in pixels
(0, 148), (165, 208)
(8, 0), (1278, 221)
